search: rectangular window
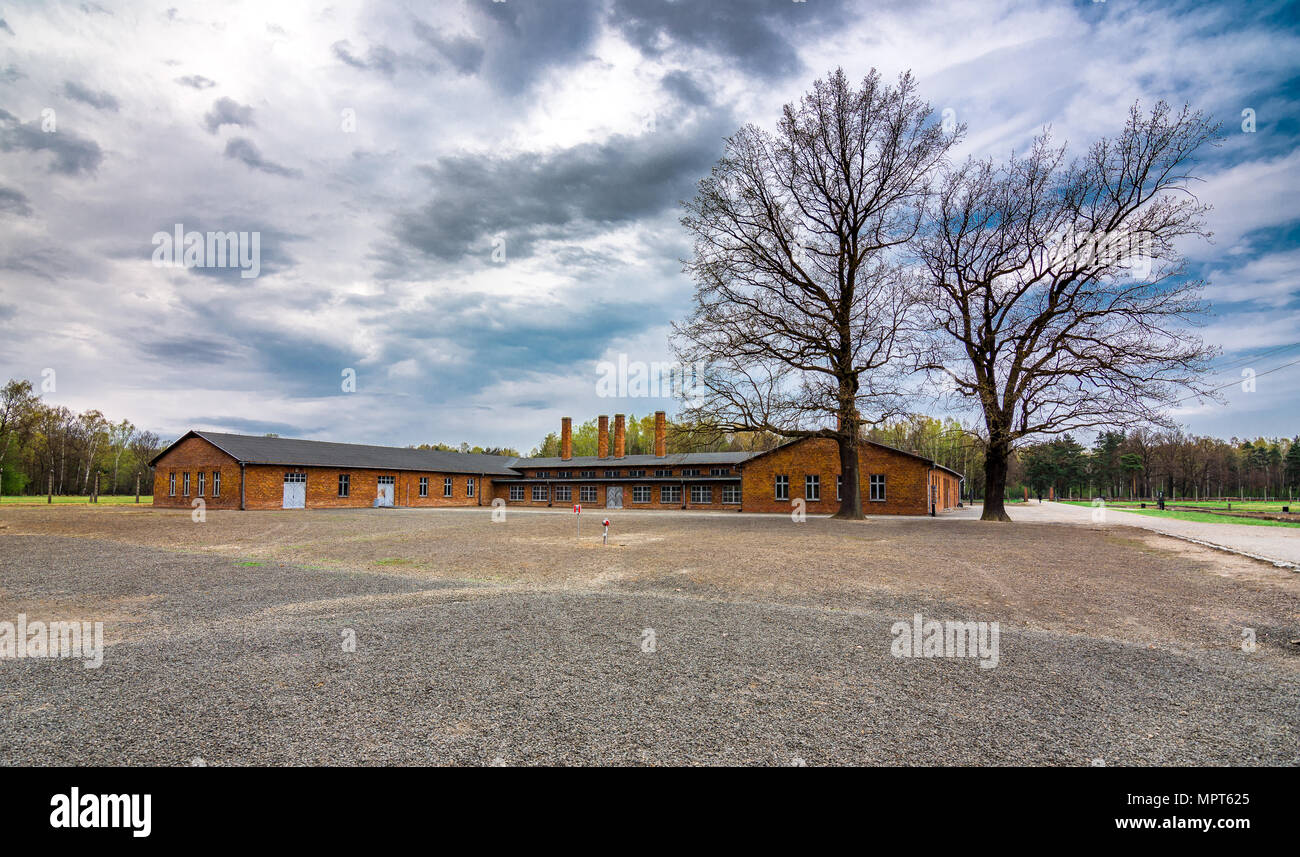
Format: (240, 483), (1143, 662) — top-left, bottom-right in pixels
(466, 478), (475, 498)
(870, 474), (886, 502)
(774, 474), (789, 501)
(580, 485), (598, 503)
(557, 471), (571, 478)
(682, 468), (701, 477)
(212, 471), (220, 498)
(604, 469), (619, 478)
(690, 485), (712, 504)
(532, 485), (548, 502)
(536, 471), (549, 479)
(628, 469), (645, 478)
(710, 467), (730, 476)
(338, 473), (350, 497)
(509, 485), (525, 501)
(443, 477), (453, 497)
(169, 472), (176, 496)
(197, 471), (205, 496)
(655, 469), (671, 478)
(661, 485), (682, 504)
(805, 475), (820, 501)
(419, 477), (429, 497)
(580, 470), (596, 479)
(554, 485), (572, 502)
(632, 485), (651, 503)
(722, 485), (741, 504)
(376, 475), (394, 485)
(182, 472), (190, 496)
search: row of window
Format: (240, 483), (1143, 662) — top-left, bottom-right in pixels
(530, 467), (731, 479)
(772, 474), (886, 502)
(508, 484), (742, 504)
(168, 471), (221, 498)
(338, 473), (475, 498)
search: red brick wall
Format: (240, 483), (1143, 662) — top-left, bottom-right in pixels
(739, 438), (958, 515)
(493, 477), (740, 511)
(152, 436), (241, 509)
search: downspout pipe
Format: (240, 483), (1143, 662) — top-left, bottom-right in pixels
(240, 462), (246, 511)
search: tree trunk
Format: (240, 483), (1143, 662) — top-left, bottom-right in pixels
(832, 433), (864, 520)
(981, 439), (1012, 521)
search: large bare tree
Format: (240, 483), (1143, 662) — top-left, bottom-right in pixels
(916, 103), (1220, 520)
(673, 68), (958, 519)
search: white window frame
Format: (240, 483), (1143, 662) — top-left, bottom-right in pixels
(182, 472), (190, 496)
(869, 474), (886, 502)
(661, 484), (682, 504)
(532, 485), (548, 502)
(690, 485), (712, 504)
(631, 485), (651, 503)
(443, 477), (453, 497)
(509, 485), (525, 501)
(196, 470), (205, 496)
(579, 485), (598, 503)
(721, 485), (741, 504)
(554, 485), (572, 502)
(169, 472), (176, 496)
(212, 471), (220, 498)
(466, 477), (475, 498)
(338, 473), (350, 497)
(805, 474), (820, 502)
(774, 474), (789, 501)
(419, 476), (429, 497)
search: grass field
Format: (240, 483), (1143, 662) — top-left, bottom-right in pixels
(1059, 499), (1300, 527)
(0, 495), (150, 506)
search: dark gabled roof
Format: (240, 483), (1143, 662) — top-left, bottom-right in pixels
(742, 436), (965, 479)
(512, 451), (758, 469)
(150, 430), (523, 476)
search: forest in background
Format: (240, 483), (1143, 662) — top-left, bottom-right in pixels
(3, 377), (1296, 502)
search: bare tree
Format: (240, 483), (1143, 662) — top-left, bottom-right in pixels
(673, 68), (958, 518)
(916, 102), (1220, 520)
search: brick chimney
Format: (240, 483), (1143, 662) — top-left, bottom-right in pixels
(613, 414), (625, 459)
(560, 417), (572, 461)
(654, 411), (666, 458)
(597, 415), (609, 459)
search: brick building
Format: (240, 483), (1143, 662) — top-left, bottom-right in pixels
(151, 412), (962, 515)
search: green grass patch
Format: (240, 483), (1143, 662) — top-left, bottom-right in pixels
(0, 495), (151, 505)
(374, 557), (415, 566)
(1122, 509), (1300, 528)
(235, 561), (265, 567)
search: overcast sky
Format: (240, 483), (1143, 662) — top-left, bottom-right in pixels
(1, 0), (1297, 451)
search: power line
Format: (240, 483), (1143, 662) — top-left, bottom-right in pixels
(1173, 354), (1300, 407)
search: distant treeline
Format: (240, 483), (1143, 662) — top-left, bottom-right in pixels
(0, 379), (163, 496)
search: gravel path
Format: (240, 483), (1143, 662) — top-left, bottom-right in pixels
(1003, 501), (1300, 567)
(0, 532), (1296, 765)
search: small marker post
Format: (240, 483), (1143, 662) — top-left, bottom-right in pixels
(602, 518), (609, 545)
(574, 503), (581, 539)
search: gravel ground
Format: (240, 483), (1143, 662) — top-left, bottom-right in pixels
(1, 507), (1297, 765)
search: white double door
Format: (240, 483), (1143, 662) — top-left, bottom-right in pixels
(282, 473), (306, 509)
(376, 476), (395, 507)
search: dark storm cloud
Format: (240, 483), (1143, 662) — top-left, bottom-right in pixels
(332, 40), (397, 77)
(63, 81), (120, 111)
(175, 74), (216, 90)
(464, 0), (603, 93)
(0, 185), (32, 216)
(660, 70), (712, 107)
(141, 335), (233, 363)
(392, 116), (730, 263)
(612, 0), (850, 79)
(190, 416), (320, 436)
(203, 97), (254, 133)
(411, 18), (484, 75)
(0, 118), (103, 175)
(223, 137), (301, 178)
